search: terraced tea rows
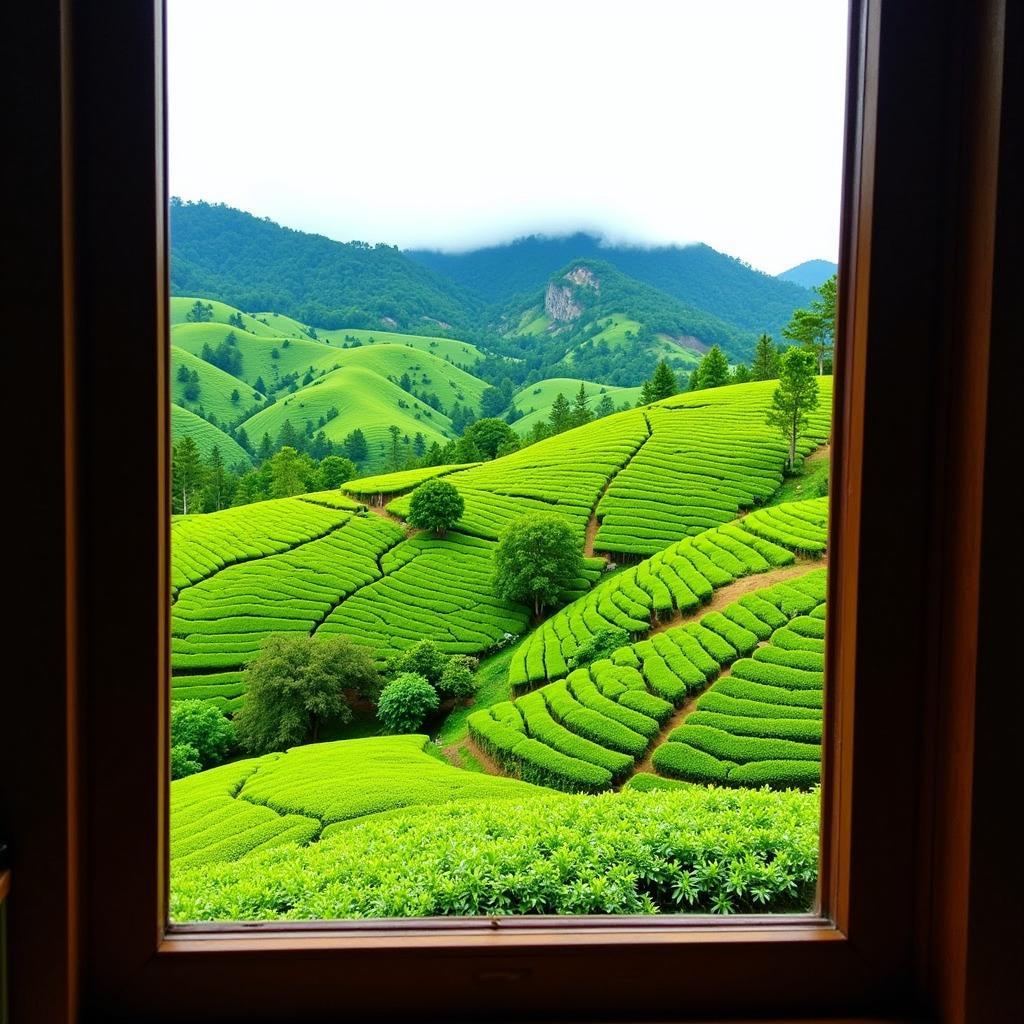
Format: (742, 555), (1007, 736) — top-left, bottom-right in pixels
(171, 736), (543, 869)
(379, 379), (830, 554)
(653, 603), (826, 788)
(387, 409), (651, 544)
(469, 570), (827, 793)
(593, 380), (832, 556)
(171, 496), (359, 593)
(317, 531), (604, 656)
(510, 497), (828, 690)
(172, 510), (403, 709)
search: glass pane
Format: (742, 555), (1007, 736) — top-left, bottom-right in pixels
(167, 0), (846, 923)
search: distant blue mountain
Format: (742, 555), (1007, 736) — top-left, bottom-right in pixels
(776, 259), (837, 290)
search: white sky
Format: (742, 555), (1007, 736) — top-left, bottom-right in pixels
(168, 0), (849, 275)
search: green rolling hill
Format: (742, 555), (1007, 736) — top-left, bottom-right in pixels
(170, 404), (252, 466)
(170, 346), (264, 425)
(240, 364), (454, 463)
(512, 377), (643, 434)
(316, 327), (484, 367)
(169, 296), (283, 337)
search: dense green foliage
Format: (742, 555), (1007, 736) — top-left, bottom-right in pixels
(376, 672), (440, 732)
(170, 199), (479, 331)
(170, 700), (235, 773)
(407, 478), (465, 536)
(234, 634), (380, 752)
(410, 232), (813, 338)
(493, 512), (585, 617)
(172, 785), (818, 919)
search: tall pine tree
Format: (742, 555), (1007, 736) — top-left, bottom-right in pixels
(548, 393), (572, 434)
(569, 382), (593, 428)
(751, 333), (781, 380)
(766, 349), (820, 470)
(691, 346), (730, 391)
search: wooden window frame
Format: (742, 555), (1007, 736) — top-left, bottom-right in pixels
(4, 0), (1017, 1021)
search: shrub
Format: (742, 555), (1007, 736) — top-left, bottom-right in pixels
(170, 700), (235, 768)
(170, 743), (203, 780)
(438, 660), (476, 699)
(566, 627), (630, 669)
(407, 479), (464, 536)
(377, 673), (439, 733)
(234, 634), (380, 754)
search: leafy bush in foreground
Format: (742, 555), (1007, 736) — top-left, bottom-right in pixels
(170, 743), (202, 780)
(376, 673), (439, 733)
(171, 700), (235, 769)
(171, 787), (819, 920)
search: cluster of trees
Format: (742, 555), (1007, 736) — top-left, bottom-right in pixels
(172, 634), (482, 771)
(200, 332), (243, 376)
(171, 435), (358, 514)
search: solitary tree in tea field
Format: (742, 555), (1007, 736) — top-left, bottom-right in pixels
(766, 349), (820, 471)
(493, 511), (583, 619)
(407, 478), (465, 536)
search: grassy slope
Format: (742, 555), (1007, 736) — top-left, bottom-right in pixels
(171, 346), (263, 425)
(170, 322), (337, 389)
(316, 327), (484, 366)
(241, 364), (453, 465)
(319, 343), (488, 414)
(169, 296), (282, 337)
(512, 377), (642, 434)
(250, 310), (318, 338)
(170, 404), (252, 465)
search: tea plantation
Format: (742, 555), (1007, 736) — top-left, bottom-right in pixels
(169, 374), (835, 919)
(470, 570), (828, 793)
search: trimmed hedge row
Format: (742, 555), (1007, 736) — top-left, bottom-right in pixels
(653, 596), (828, 789)
(510, 501), (828, 691)
(594, 381), (832, 557)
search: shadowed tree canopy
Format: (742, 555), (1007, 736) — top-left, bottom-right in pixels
(235, 634), (380, 754)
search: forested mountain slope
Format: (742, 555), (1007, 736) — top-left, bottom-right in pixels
(410, 232), (814, 337)
(170, 200), (480, 331)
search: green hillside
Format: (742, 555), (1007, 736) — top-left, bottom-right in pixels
(240, 364), (454, 466)
(316, 327), (484, 366)
(171, 346), (263, 424)
(315, 343), (487, 414)
(473, 565), (829, 793)
(512, 377), (643, 434)
(170, 199), (480, 331)
(170, 405), (252, 466)
(170, 296), (283, 337)
(250, 310), (318, 339)
(170, 321), (336, 388)
(170, 379), (832, 710)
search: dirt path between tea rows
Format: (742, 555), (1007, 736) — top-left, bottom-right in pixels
(584, 413), (653, 558)
(646, 556), (827, 637)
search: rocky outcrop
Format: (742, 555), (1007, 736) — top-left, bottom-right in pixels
(544, 265), (601, 323)
(544, 282), (583, 322)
